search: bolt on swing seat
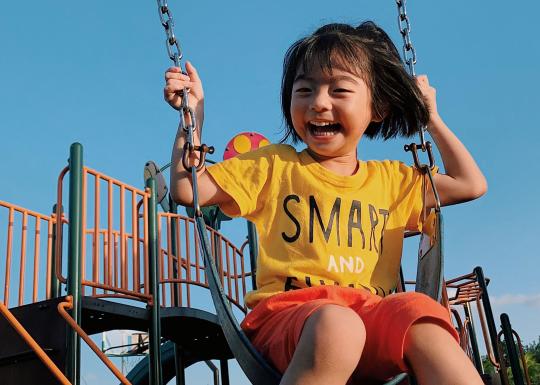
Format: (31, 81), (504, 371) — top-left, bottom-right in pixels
(195, 202), (444, 385)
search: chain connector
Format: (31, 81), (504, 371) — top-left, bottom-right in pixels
(404, 141), (435, 170)
(182, 142), (215, 171)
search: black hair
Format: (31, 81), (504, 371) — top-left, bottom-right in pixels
(280, 21), (429, 143)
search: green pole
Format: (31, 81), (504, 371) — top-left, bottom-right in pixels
(474, 266), (500, 362)
(168, 198), (186, 385)
(464, 302), (483, 373)
(147, 178), (163, 385)
(246, 221), (258, 290)
(66, 143), (83, 385)
(50, 204), (63, 299)
(500, 313), (525, 385)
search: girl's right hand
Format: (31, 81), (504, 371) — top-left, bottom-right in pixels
(164, 61), (204, 111)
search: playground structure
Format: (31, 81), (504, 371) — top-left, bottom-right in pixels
(0, 1), (534, 383)
(0, 142), (533, 385)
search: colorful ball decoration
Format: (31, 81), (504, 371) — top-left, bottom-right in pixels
(223, 132), (271, 160)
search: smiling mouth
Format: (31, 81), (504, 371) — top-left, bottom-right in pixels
(308, 122), (342, 137)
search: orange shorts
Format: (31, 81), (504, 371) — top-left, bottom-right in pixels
(240, 286), (458, 382)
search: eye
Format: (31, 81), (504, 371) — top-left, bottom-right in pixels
(334, 87), (352, 93)
(294, 87), (311, 93)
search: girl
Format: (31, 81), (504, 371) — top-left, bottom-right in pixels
(164, 21), (487, 385)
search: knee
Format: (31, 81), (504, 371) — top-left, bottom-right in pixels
(305, 305), (366, 366)
(404, 320), (457, 357)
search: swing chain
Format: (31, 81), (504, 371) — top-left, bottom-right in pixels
(157, 0), (183, 64)
(396, 0), (434, 170)
(156, 0), (198, 133)
(395, 0), (417, 76)
(155, 0), (214, 217)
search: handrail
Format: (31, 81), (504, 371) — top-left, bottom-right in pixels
(512, 330), (532, 385)
(158, 212), (250, 311)
(0, 302), (71, 385)
(56, 165), (152, 303)
(57, 295), (132, 385)
(476, 294), (500, 369)
(1, 200), (55, 307)
(497, 327), (532, 385)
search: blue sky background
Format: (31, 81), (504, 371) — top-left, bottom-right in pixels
(1, 1), (539, 384)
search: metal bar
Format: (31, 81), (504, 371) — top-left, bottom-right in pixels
(146, 178), (163, 385)
(513, 330), (532, 385)
(32, 216), (40, 303)
(225, 239), (232, 297)
(160, 248), (166, 306)
(220, 359), (230, 385)
(46, 212), (54, 299)
(500, 313), (525, 385)
(55, 167), (69, 285)
(114, 233), (119, 289)
(159, 218), (166, 306)
(102, 232), (108, 295)
(132, 192), (138, 294)
(232, 246), (239, 302)
(174, 345), (186, 385)
(18, 212), (28, 306)
(108, 179), (114, 288)
(240, 247), (247, 301)
(120, 185), (127, 290)
(81, 170), (87, 296)
(464, 302), (483, 373)
(176, 214), (186, 307)
(246, 221), (258, 290)
(66, 142), (83, 385)
(169, 201), (181, 307)
(143, 193), (150, 295)
(0, 302), (72, 385)
(93, 175), (100, 296)
(204, 360), (220, 385)
(57, 296), (131, 385)
(50, 204), (61, 298)
(476, 295), (499, 369)
(475, 266), (500, 362)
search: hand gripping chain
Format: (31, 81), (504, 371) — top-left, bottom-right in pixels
(156, 0), (214, 215)
(395, 0), (440, 210)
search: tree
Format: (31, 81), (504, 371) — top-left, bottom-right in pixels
(480, 337), (540, 385)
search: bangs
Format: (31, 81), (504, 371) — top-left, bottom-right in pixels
(296, 33), (370, 82)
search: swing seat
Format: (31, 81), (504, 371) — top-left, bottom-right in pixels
(198, 209), (444, 385)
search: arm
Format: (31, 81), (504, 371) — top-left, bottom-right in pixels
(164, 62), (235, 209)
(416, 75), (488, 209)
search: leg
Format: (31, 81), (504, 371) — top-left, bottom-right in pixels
(404, 321), (483, 385)
(280, 304), (366, 385)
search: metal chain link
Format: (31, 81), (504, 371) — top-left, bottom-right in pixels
(155, 0), (214, 217)
(395, 0), (428, 152)
(396, 0), (417, 76)
(156, 0), (195, 134)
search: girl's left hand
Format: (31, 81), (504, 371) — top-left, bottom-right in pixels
(416, 75), (439, 125)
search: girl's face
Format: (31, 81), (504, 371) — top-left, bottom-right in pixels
(290, 61), (374, 159)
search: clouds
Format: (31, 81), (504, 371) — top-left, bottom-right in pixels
(490, 293), (540, 307)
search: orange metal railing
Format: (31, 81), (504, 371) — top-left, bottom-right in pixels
(0, 301), (71, 385)
(57, 295), (131, 385)
(56, 166), (152, 303)
(1, 200), (55, 308)
(158, 212), (251, 312)
(55, 166), (253, 311)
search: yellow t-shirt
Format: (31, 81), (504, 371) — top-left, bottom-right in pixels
(207, 144), (425, 308)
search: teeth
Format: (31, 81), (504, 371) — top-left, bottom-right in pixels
(309, 121), (335, 126)
(312, 130), (336, 136)
(309, 122), (339, 136)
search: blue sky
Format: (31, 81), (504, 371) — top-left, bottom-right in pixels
(1, 1), (539, 384)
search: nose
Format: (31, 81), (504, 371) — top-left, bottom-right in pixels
(309, 89), (331, 112)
